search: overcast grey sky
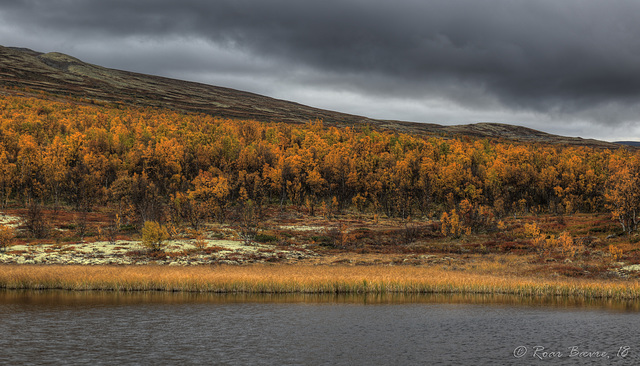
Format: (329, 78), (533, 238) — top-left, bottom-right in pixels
(1, 0), (640, 141)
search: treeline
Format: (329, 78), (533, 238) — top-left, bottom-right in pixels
(0, 94), (637, 233)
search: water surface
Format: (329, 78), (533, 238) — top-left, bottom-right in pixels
(0, 291), (637, 365)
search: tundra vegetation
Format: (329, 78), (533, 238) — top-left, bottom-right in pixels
(1, 89), (640, 295)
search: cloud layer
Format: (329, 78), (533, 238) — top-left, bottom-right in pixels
(2, 0), (640, 140)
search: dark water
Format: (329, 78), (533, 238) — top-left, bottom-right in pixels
(0, 291), (638, 365)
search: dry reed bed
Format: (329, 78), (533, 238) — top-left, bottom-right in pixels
(1, 264), (639, 299)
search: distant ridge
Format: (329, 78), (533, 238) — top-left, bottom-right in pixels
(615, 141), (640, 147)
(0, 45), (624, 149)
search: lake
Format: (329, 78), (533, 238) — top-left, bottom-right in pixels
(0, 291), (638, 365)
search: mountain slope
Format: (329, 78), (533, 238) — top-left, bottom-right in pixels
(0, 45), (622, 148)
(0, 45), (374, 125)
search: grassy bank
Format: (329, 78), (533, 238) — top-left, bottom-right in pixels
(1, 264), (639, 300)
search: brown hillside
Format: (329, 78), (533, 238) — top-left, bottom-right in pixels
(0, 45), (622, 148)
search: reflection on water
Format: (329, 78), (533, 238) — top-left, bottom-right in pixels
(2, 290), (640, 311)
(0, 290), (638, 365)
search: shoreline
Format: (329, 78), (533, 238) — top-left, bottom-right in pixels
(1, 264), (639, 300)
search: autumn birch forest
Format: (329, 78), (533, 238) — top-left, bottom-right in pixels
(0, 91), (639, 254)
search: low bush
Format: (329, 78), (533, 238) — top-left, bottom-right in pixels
(0, 225), (15, 252)
(255, 233), (278, 243)
(141, 221), (169, 252)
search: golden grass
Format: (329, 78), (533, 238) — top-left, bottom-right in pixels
(1, 264), (640, 300)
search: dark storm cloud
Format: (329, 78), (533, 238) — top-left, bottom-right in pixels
(2, 0), (640, 137)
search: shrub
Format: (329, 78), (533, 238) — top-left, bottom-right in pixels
(141, 221), (169, 252)
(0, 225), (15, 252)
(608, 245), (623, 262)
(532, 234), (547, 256)
(26, 201), (48, 238)
(192, 230), (208, 251)
(523, 222), (541, 238)
(326, 222), (349, 248)
(558, 231), (578, 258)
(255, 233), (278, 243)
(441, 209), (461, 237)
(236, 200), (261, 246)
(311, 235), (333, 246)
